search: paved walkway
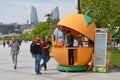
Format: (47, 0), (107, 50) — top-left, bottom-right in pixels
(0, 41), (120, 80)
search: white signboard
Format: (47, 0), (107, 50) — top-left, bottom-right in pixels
(94, 33), (107, 67)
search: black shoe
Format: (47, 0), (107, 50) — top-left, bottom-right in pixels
(39, 72), (42, 74)
(36, 73), (39, 75)
(44, 68), (47, 71)
(14, 65), (16, 70)
(36, 72), (42, 75)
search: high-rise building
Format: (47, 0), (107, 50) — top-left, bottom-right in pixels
(52, 6), (63, 40)
(30, 6), (38, 25)
(50, 6), (60, 19)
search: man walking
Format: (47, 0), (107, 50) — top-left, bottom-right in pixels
(9, 37), (20, 69)
(30, 35), (43, 74)
(41, 36), (52, 70)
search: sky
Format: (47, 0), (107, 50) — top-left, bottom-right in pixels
(0, 0), (77, 24)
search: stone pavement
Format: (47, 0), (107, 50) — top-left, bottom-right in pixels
(0, 41), (120, 80)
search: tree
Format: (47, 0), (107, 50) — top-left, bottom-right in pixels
(0, 36), (12, 40)
(80, 0), (120, 33)
(32, 21), (49, 39)
(18, 33), (33, 40)
(32, 18), (59, 40)
(48, 18), (59, 35)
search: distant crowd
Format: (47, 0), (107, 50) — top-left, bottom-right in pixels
(2, 40), (22, 48)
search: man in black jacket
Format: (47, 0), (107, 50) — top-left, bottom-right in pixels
(65, 30), (74, 65)
(31, 35), (43, 74)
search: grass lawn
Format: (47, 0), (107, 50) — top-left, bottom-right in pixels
(111, 49), (120, 68)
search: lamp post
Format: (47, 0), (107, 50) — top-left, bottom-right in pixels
(78, 0), (81, 14)
(44, 13), (51, 29)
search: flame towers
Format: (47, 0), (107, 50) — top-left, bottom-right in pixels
(51, 6), (60, 19)
(30, 6), (38, 25)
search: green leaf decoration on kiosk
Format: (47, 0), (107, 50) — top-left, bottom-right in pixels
(84, 11), (92, 27)
(93, 67), (107, 73)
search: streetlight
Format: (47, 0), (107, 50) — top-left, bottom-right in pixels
(77, 0), (81, 14)
(44, 13), (51, 29)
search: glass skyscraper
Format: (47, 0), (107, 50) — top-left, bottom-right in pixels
(53, 6), (63, 40)
(30, 6), (38, 25)
(50, 6), (60, 19)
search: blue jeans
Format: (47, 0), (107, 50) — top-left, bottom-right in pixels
(41, 51), (50, 69)
(34, 54), (42, 74)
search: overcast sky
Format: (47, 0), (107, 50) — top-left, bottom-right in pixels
(0, 0), (77, 24)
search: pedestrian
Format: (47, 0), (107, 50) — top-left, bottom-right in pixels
(30, 35), (43, 74)
(3, 40), (6, 47)
(65, 30), (74, 65)
(17, 40), (22, 46)
(41, 36), (52, 71)
(9, 37), (20, 69)
(7, 40), (10, 46)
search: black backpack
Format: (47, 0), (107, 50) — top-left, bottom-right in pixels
(30, 41), (42, 55)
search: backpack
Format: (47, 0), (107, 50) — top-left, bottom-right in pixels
(30, 41), (42, 55)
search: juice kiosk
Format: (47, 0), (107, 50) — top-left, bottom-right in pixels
(51, 13), (96, 71)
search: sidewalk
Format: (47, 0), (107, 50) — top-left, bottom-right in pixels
(0, 41), (120, 80)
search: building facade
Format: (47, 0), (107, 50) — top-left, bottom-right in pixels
(30, 6), (38, 25)
(51, 6), (60, 19)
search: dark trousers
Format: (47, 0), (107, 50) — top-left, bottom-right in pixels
(41, 50), (50, 69)
(68, 49), (74, 65)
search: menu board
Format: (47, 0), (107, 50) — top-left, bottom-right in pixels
(94, 33), (107, 67)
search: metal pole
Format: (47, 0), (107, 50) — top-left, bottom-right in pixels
(78, 0), (81, 14)
(45, 13), (51, 29)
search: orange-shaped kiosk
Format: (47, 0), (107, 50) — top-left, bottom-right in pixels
(51, 14), (96, 71)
